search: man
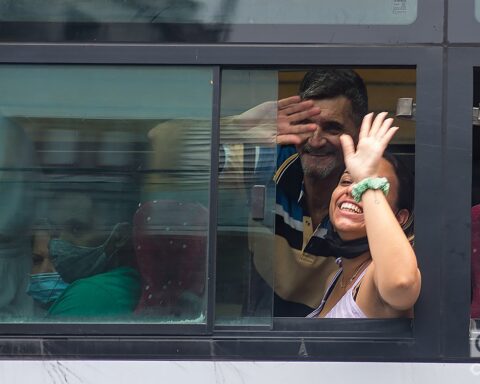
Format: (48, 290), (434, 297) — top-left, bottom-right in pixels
(145, 69), (368, 317)
(247, 69), (368, 317)
(45, 189), (141, 318)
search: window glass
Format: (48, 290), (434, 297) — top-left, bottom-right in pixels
(216, 70), (278, 325)
(0, 0), (417, 25)
(216, 68), (416, 325)
(0, 65), (212, 323)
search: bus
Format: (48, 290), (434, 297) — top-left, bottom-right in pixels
(0, 0), (478, 382)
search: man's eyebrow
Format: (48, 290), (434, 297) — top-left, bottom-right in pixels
(324, 121), (344, 129)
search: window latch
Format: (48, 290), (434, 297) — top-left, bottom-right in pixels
(395, 98), (416, 119)
(397, 98), (480, 126)
(251, 185), (266, 221)
(473, 106), (480, 126)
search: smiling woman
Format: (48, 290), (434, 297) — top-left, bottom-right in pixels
(307, 112), (420, 319)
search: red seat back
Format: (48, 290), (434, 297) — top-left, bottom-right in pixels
(133, 200), (208, 316)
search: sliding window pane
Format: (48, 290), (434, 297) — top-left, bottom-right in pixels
(216, 68), (416, 325)
(0, 65), (212, 323)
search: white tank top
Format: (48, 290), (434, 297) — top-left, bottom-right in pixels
(306, 267), (369, 319)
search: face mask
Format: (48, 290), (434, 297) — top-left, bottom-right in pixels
(314, 222), (370, 259)
(26, 272), (69, 304)
(48, 225), (121, 283)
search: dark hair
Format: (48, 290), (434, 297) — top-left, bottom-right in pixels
(382, 152), (415, 240)
(299, 69), (368, 126)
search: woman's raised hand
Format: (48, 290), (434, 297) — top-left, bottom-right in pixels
(339, 112), (399, 182)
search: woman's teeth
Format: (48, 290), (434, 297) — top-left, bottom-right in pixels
(340, 202), (363, 214)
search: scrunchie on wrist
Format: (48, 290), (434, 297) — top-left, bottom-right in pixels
(351, 177), (390, 203)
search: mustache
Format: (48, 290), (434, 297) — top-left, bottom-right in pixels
(301, 142), (336, 156)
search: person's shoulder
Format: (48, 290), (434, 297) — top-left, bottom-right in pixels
(47, 268), (141, 317)
(80, 267), (141, 292)
(277, 145), (297, 165)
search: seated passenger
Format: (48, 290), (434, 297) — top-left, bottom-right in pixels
(26, 227), (69, 314)
(45, 192), (141, 318)
(307, 112), (421, 318)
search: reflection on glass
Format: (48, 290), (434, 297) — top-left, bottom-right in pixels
(0, 120), (37, 319)
(0, 0), (417, 25)
(215, 68), (416, 324)
(0, 65), (212, 323)
(215, 70), (277, 325)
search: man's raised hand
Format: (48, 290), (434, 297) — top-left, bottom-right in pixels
(277, 96), (319, 145)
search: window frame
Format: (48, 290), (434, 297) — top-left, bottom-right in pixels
(443, 48), (480, 360)
(0, 0), (442, 44)
(0, 44), (449, 362)
(448, 0), (480, 43)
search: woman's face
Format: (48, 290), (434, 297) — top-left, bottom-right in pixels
(329, 158), (401, 241)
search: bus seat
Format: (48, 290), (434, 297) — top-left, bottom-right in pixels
(133, 200), (208, 317)
(472, 204), (480, 318)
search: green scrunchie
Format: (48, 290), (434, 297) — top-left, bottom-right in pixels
(351, 177), (390, 203)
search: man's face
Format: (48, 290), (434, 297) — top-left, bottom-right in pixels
(295, 96), (358, 179)
(51, 193), (109, 248)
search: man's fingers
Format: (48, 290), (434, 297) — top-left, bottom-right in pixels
(359, 112), (374, 140)
(278, 122), (317, 134)
(340, 134), (356, 159)
(277, 132), (312, 145)
(285, 108), (321, 124)
(280, 100), (318, 118)
(278, 96), (302, 110)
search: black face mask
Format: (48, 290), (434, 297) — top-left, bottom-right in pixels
(317, 222), (370, 259)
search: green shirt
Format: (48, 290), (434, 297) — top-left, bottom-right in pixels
(48, 267), (141, 318)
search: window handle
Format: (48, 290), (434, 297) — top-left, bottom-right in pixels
(251, 185), (266, 221)
(473, 106), (480, 126)
(397, 97), (480, 126)
(396, 97), (416, 119)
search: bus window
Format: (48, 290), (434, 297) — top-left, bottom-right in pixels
(0, 0), (417, 26)
(0, 65), (212, 323)
(472, 68), (480, 324)
(215, 67), (417, 325)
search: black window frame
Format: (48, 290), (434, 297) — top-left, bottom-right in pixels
(0, 44), (451, 362)
(444, 48), (480, 360)
(0, 0), (442, 44)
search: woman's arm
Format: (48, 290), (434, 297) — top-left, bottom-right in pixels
(340, 112), (421, 311)
(361, 189), (421, 310)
